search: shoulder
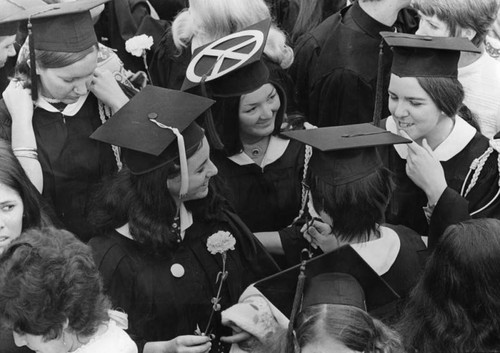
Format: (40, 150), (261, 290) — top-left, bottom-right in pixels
(80, 320), (138, 353)
(0, 100), (12, 141)
(89, 232), (143, 274)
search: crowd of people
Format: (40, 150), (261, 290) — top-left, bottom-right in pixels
(1, 0), (500, 352)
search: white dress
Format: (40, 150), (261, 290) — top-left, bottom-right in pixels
(73, 320), (137, 353)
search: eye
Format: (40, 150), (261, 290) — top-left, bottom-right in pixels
(388, 93), (397, 101)
(63, 78), (75, 83)
(267, 93), (277, 102)
(1, 204), (15, 212)
(409, 101), (423, 107)
(244, 106), (257, 113)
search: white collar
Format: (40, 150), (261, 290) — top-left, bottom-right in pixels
(36, 93), (89, 116)
(351, 226), (401, 275)
(228, 135), (290, 168)
(386, 115), (476, 161)
(115, 203), (193, 241)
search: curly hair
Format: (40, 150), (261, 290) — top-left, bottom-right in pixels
(0, 227), (110, 341)
(397, 218), (500, 353)
(0, 139), (51, 230)
(295, 304), (404, 353)
(310, 167), (394, 243)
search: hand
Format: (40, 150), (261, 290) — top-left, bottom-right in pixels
(220, 331), (252, 344)
(399, 130), (447, 205)
(2, 79), (33, 124)
(163, 335), (211, 353)
(89, 67), (129, 113)
(301, 220), (338, 253)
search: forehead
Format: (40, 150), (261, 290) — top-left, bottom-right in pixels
(240, 83), (275, 104)
(0, 35), (16, 46)
(187, 137), (209, 168)
(0, 182), (20, 200)
(45, 50), (98, 77)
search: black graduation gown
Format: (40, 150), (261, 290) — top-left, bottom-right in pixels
(0, 94), (118, 241)
(89, 210), (279, 353)
(384, 127), (500, 248)
(211, 139), (304, 232)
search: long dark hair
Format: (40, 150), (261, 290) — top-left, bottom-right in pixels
(295, 304), (404, 353)
(213, 81), (286, 156)
(397, 218), (500, 353)
(0, 139), (50, 230)
(416, 76), (480, 131)
(90, 148), (227, 253)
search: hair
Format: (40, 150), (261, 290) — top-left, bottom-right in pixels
(416, 76), (480, 130)
(90, 142), (228, 253)
(412, 0), (500, 46)
(213, 81), (286, 157)
(0, 139), (50, 230)
(295, 304), (404, 353)
(171, 0), (293, 68)
(0, 227), (111, 341)
(14, 44), (98, 88)
(310, 167), (394, 243)
(397, 218), (500, 353)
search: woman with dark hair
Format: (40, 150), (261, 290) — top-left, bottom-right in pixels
(397, 218), (500, 353)
(88, 86), (279, 353)
(0, 1), (131, 242)
(0, 227), (137, 353)
(381, 32), (500, 246)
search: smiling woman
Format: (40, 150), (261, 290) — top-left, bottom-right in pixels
(381, 32), (500, 246)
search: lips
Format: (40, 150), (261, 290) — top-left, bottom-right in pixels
(397, 120), (414, 129)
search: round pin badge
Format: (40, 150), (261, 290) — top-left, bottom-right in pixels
(170, 263), (185, 278)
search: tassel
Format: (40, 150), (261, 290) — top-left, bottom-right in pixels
(28, 18), (38, 101)
(372, 39), (384, 128)
(286, 254), (308, 353)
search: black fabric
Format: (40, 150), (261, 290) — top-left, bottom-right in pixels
(0, 329), (31, 353)
(211, 139), (304, 232)
(89, 210), (279, 353)
(290, 2), (396, 127)
(0, 94), (118, 242)
(383, 123), (500, 248)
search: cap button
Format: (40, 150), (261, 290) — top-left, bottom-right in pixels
(170, 263), (185, 278)
(148, 112), (158, 119)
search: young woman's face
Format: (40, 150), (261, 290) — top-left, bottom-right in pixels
(0, 35), (16, 68)
(13, 332), (66, 353)
(388, 74), (447, 144)
(238, 83), (280, 140)
(37, 49), (98, 104)
(301, 336), (360, 353)
(415, 12), (451, 37)
(0, 182), (24, 255)
(167, 137), (218, 202)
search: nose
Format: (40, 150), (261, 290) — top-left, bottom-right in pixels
(261, 104), (274, 120)
(206, 159), (218, 178)
(415, 20), (428, 36)
(393, 101), (409, 119)
(7, 45), (16, 57)
(13, 332), (26, 347)
(73, 79), (89, 96)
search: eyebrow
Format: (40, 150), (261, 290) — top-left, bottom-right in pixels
(242, 88), (277, 107)
(388, 90), (426, 101)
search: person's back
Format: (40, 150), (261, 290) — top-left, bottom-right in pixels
(290, 0), (413, 127)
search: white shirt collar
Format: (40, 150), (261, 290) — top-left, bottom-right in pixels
(178, 202), (193, 240)
(36, 93), (89, 116)
(351, 226), (401, 275)
(228, 135), (290, 168)
(386, 115), (477, 161)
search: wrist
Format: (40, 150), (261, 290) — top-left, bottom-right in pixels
(426, 182), (447, 206)
(110, 94), (129, 114)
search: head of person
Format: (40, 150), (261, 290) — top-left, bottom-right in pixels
(15, 6), (102, 103)
(382, 32), (480, 146)
(295, 273), (404, 353)
(397, 218), (500, 352)
(90, 86), (220, 251)
(0, 227), (111, 353)
(0, 139), (48, 254)
(281, 125), (407, 243)
(0, 21), (17, 68)
(413, 0), (499, 46)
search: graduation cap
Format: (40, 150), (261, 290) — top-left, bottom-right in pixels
(0, 0), (46, 36)
(254, 245), (399, 353)
(90, 86), (214, 197)
(7, 0), (111, 100)
(281, 123), (410, 186)
(372, 32), (481, 126)
(180, 18), (271, 149)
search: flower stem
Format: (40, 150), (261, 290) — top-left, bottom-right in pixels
(203, 252), (227, 335)
(142, 52), (153, 84)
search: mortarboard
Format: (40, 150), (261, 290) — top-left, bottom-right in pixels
(90, 86), (214, 197)
(372, 32), (481, 126)
(181, 19), (272, 149)
(380, 32), (481, 78)
(0, 0), (46, 36)
(281, 123), (410, 186)
(253, 245), (399, 317)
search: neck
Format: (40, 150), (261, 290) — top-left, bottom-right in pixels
(418, 116), (455, 150)
(458, 46), (483, 68)
(337, 226), (381, 246)
(65, 331), (92, 352)
(359, 0), (404, 27)
(240, 133), (270, 146)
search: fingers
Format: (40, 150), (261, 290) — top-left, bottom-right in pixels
(177, 335), (211, 347)
(220, 331), (252, 343)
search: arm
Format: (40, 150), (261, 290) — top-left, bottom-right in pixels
(2, 80), (43, 192)
(90, 68), (130, 113)
(253, 232), (284, 255)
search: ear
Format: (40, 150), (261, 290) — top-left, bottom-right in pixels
(62, 318), (69, 330)
(460, 27), (477, 41)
